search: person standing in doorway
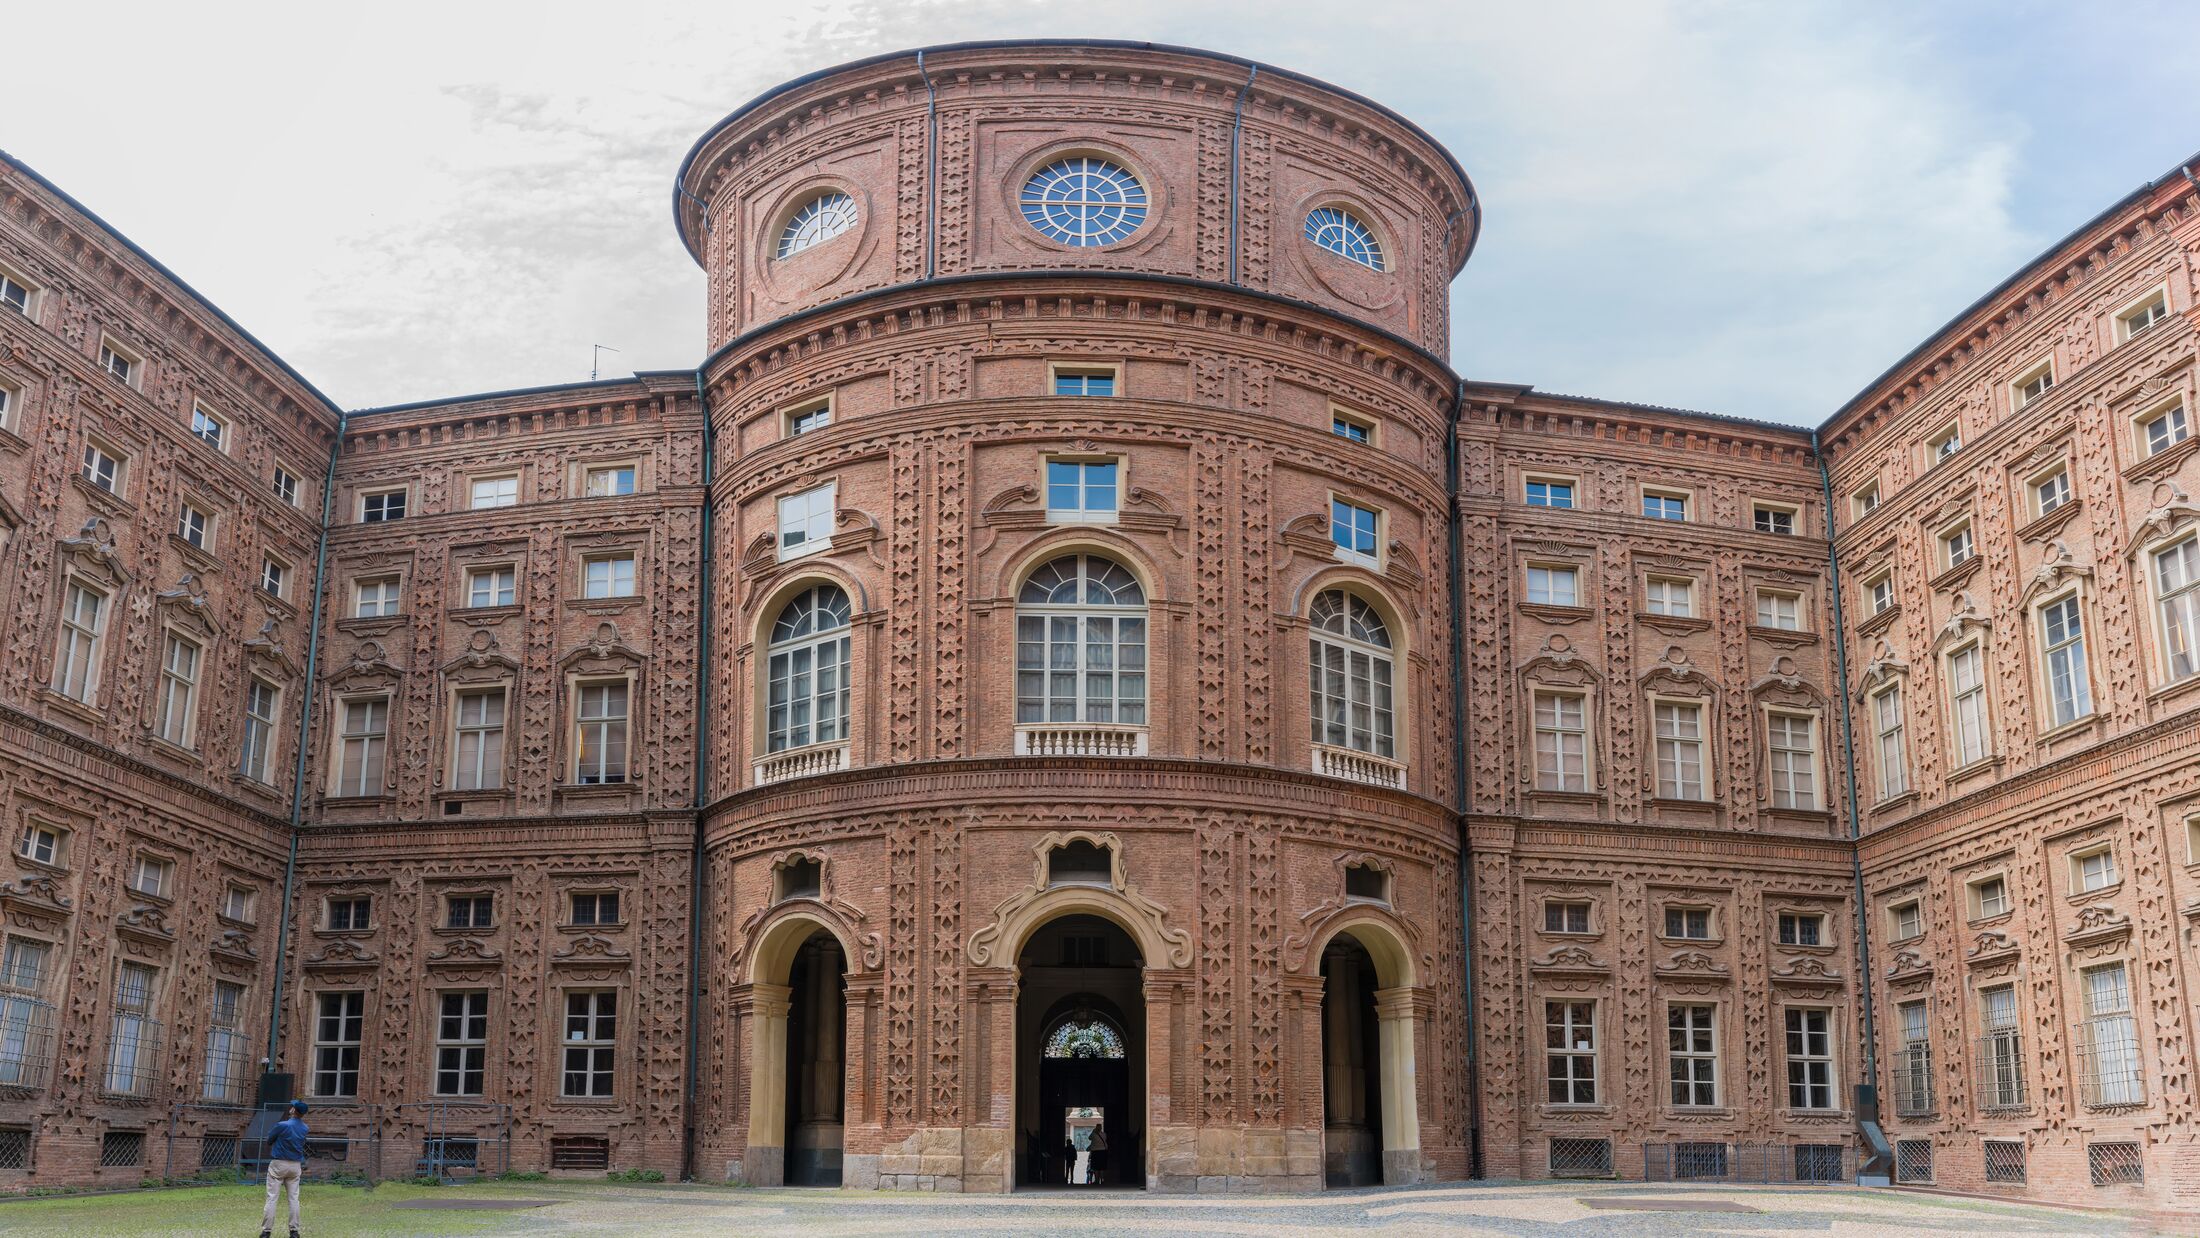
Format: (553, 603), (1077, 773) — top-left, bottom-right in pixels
(260, 1100), (308, 1238)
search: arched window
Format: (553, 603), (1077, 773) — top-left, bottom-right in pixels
(1304, 206), (1385, 271)
(776, 192), (858, 259)
(1044, 1016), (1126, 1059)
(1019, 158), (1148, 247)
(1016, 554), (1147, 725)
(766, 585), (851, 752)
(1308, 589), (1394, 758)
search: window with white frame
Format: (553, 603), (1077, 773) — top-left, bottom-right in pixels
(1544, 1000), (1598, 1104)
(1017, 556), (1146, 727)
(1754, 505), (1797, 535)
(1652, 701), (1706, 799)
(466, 566), (515, 609)
(1525, 478), (1575, 509)
(1768, 712), (1817, 809)
(98, 340), (138, 387)
(1784, 1007), (1835, 1109)
(1979, 984), (2026, 1108)
(105, 961), (158, 1095)
(155, 634), (200, 747)
(0, 270), (33, 317)
(1668, 1004), (1718, 1107)
(783, 399), (832, 436)
(52, 580), (107, 702)
(0, 937), (51, 1086)
(1969, 874), (2010, 919)
(129, 855), (172, 899)
(1895, 999), (1932, 1116)
(2153, 537), (2200, 681)
(202, 980), (248, 1104)
(0, 377), (15, 431)
(188, 406), (226, 450)
(1330, 498), (1379, 564)
(354, 576), (401, 618)
(767, 584), (854, 750)
(1940, 523), (1975, 570)
(242, 677), (281, 782)
(2014, 361), (2054, 407)
(435, 991), (488, 1097)
(583, 553), (636, 599)
(1645, 576), (1694, 617)
(1947, 645), (1990, 767)
(1889, 899), (1922, 940)
(1871, 685), (1908, 800)
(776, 482), (835, 559)
(2118, 290), (2169, 341)
(1051, 366), (1117, 397)
(1642, 491), (1687, 521)
(573, 681), (629, 784)
(561, 991), (617, 1097)
(1868, 573), (1895, 615)
(325, 895), (371, 931)
(1532, 692), (1588, 792)
(1756, 589), (1803, 630)
(451, 689), (506, 791)
(1663, 907), (1711, 939)
(1331, 408), (1375, 444)
(2073, 846), (2120, 893)
(1526, 564), (1580, 607)
(1046, 459), (1119, 522)
(1928, 424), (1962, 463)
(273, 464), (300, 507)
(1308, 590), (1394, 759)
(311, 991), (363, 1098)
(1853, 482), (1881, 518)
(81, 441), (121, 493)
(1544, 900), (1590, 934)
(260, 557), (286, 598)
(584, 464), (637, 497)
(2080, 963), (2143, 1105)
(2141, 402), (2190, 457)
(334, 698), (389, 796)
(222, 885), (254, 923)
(176, 502), (209, 550)
(2032, 467), (2071, 518)
(1777, 912), (1824, 947)
(469, 475), (519, 510)
(777, 191), (857, 258)
(361, 488), (406, 522)
(2041, 595), (2093, 727)
(16, 821), (62, 867)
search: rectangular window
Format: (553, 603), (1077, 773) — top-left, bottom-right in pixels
(1330, 499), (1379, 560)
(1895, 1000), (1932, 1116)
(2119, 291), (2169, 341)
(1777, 913), (1824, 947)
(129, 855), (172, 900)
(189, 407), (226, 450)
(1784, 1007), (1835, 1109)
(1872, 686), (1908, 799)
(2074, 847), (2120, 893)
(155, 635), (200, 747)
(1853, 483), (1881, 518)
(1869, 574), (1894, 615)
(1890, 900), (1922, 941)
(1979, 984), (2026, 1108)
(451, 689), (506, 791)
(0, 272), (31, 316)
(361, 489), (406, 522)
(777, 482), (835, 558)
(574, 681), (629, 785)
(1768, 713), (1817, 809)
(1754, 505), (1796, 535)
(0, 380), (14, 430)
(467, 567), (516, 609)
(1642, 492), (1687, 521)
(53, 580), (107, 703)
(584, 465), (636, 497)
(2030, 596), (2092, 729)
(1526, 565), (1579, 607)
(326, 896), (371, 931)
(1930, 425), (1962, 463)
(1532, 693), (1588, 792)
(1667, 1004), (1718, 1107)
(222, 885), (254, 923)
(354, 577), (401, 619)
(105, 962), (159, 1095)
(1653, 701), (1705, 799)
(1052, 369), (1116, 397)
(2033, 469), (2071, 517)
(1046, 460), (1119, 520)
(81, 442), (121, 493)
(469, 475), (519, 509)
(446, 895), (494, 929)
(98, 341), (137, 386)
(260, 557), (286, 598)
(1544, 1000), (1597, 1105)
(311, 992), (364, 1098)
(1645, 577), (1694, 617)
(1543, 901), (1589, 934)
(435, 991), (488, 1097)
(1525, 479), (1575, 509)
(2157, 538), (2200, 681)
(2014, 362), (2054, 407)
(273, 465), (300, 508)
(202, 981), (248, 1103)
(2143, 404), (2190, 457)
(1331, 410), (1374, 443)
(583, 553), (637, 599)
(1, 938), (48, 991)
(2080, 963), (2142, 1105)
(1941, 524), (1975, 570)
(1971, 875), (2010, 919)
(15, 823), (61, 867)
(784, 400), (832, 436)
(561, 991), (617, 1097)
(0, 941), (52, 1088)
(176, 503), (209, 550)
(239, 678), (280, 783)
(335, 698), (389, 796)
(1948, 645), (1989, 767)
(1756, 589), (1802, 630)
(1663, 907), (1711, 939)
(570, 891), (620, 926)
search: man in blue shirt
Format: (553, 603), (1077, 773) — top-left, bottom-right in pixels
(260, 1100), (308, 1238)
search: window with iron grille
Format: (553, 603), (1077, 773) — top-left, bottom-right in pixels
(0, 1126), (27, 1170)
(1674, 1141), (1728, 1179)
(1894, 1138), (1933, 1184)
(2077, 964), (2143, 1106)
(1792, 1143), (1847, 1182)
(1548, 1137), (1611, 1178)
(0, 938), (56, 1090)
(422, 1137), (479, 1168)
(199, 1133), (240, 1171)
(551, 1135), (610, 1170)
(200, 981), (250, 1104)
(99, 1130), (144, 1168)
(1893, 1000), (1932, 1116)
(1983, 1140), (2026, 1185)
(1976, 985), (2026, 1108)
(104, 963), (162, 1096)
(2088, 1141), (2142, 1186)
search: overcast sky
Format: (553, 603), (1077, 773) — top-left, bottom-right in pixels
(4, 1), (2194, 422)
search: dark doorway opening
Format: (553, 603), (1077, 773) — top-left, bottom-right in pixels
(1015, 914), (1144, 1189)
(783, 931), (846, 1186)
(1322, 934), (1383, 1187)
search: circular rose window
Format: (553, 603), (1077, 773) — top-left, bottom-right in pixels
(1019, 157), (1149, 247)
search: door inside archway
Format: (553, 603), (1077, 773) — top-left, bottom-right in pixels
(1015, 915), (1145, 1189)
(783, 932), (846, 1186)
(1321, 935), (1384, 1187)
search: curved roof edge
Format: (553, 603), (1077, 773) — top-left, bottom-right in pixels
(0, 149), (345, 423)
(1822, 147), (2200, 438)
(670, 38), (1481, 270)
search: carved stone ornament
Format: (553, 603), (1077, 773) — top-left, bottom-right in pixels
(2021, 540), (2093, 605)
(1529, 943), (1609, 978)
(2064, 904), (2133, 954)
(304, 938), (379, 970)
(553, 933), (633, 966)
(737, 848), (885, 971)
(1967, 929), (2020, 964)
(1655, 949), (1730, 981)
(967, 830), (1193, 969)
(1933, 591), (1991, 649)
(426, 936), (503, 967)
(2125, 481), (2200, 558)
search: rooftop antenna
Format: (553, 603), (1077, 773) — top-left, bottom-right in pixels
(591, 343), (621, 382)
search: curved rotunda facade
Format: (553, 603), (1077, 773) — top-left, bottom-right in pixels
(0, 38), (2197, 1210)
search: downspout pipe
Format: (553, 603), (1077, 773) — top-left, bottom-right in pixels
(682, 368), (719, 1180)
(263, 411), (346, 1074)
(917, 51), (938, 280)
(1446, 377), (1483, 1176)
(1227, 62), (1256, 286)
(1815, 429), (1892, 1183)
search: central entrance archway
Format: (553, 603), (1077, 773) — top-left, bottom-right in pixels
(1015, 914), (1145, 1188)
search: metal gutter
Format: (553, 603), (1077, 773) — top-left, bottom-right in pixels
(1227, 62), (1256, 286)
(1446, 377), (1484, 1176)
(346, 374), (654, 419)
(917, 51), (938, 281)
(681, 370), (718, 1180)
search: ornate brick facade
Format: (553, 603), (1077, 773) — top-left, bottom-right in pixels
(0, 38), (2196, 1209)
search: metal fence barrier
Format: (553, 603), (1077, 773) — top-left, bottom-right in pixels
(389, 1101), (513, 1182)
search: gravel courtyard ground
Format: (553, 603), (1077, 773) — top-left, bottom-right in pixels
(0, 1179), (2163, 1236)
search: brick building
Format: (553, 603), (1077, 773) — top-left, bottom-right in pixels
(0, 38), (2195, 1208)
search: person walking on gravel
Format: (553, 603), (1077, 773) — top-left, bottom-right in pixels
(259, 1100), (308, 1238)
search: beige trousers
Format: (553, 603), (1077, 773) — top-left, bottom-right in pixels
(261, 1158), (302, 1231)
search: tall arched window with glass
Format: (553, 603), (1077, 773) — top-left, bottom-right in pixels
(1308, 590), (1394, 758)
(767, 585), (853, 752)
(1016, 555), (1147, 724)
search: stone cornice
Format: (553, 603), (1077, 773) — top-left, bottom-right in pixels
(0, 703), (291, 836)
